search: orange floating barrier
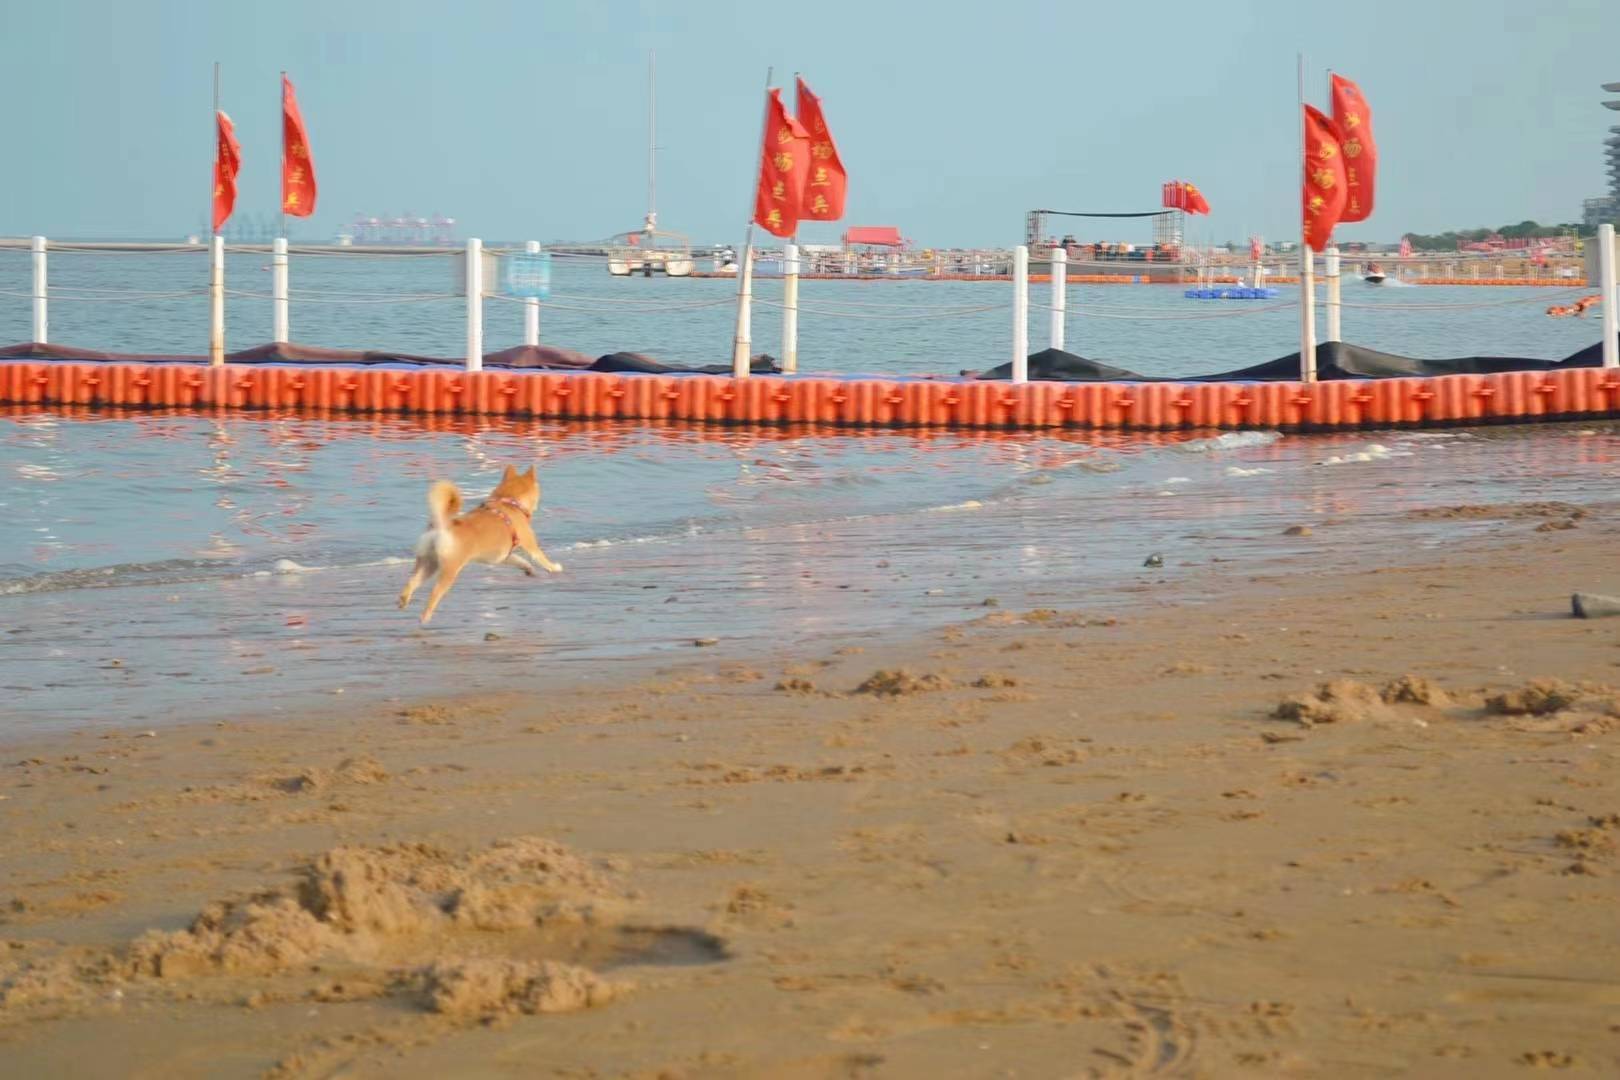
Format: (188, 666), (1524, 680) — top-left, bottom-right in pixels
(2, 361), (1619, 432)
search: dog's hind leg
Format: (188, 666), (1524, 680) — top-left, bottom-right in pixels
(418, 558), (466, 625)
(397, 556), (433, 609)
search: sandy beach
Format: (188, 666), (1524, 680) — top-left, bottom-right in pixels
(3, 502), (1619, 1078)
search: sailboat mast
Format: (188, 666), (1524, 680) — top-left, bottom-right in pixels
(646, 50), (657, 232)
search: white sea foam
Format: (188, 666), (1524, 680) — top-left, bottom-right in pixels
(1174, 431), (1282, 453)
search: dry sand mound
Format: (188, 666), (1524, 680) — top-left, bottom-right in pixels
(3, 837), (639, 1025)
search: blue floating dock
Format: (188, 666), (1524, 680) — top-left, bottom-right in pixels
(1184, 287), (1280, 300)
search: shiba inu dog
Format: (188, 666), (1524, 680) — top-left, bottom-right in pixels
(397, 465), (562, 625)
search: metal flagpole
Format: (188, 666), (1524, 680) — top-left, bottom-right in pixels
(1297, 53), (1316, 383)
(731, 67), (774, 378)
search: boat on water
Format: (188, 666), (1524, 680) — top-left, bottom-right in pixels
(1364, 262), (1387, 285)
(607, 219), (695, 277)
(608, 51), (694, 278)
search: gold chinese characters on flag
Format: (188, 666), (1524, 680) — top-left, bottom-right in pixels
(1301, 105), (1347, 251)
(795, 76), (846, 222)
(281, 75), (317, 217)
(752, 89), (811, 238)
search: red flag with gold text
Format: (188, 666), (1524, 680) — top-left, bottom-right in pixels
(795, 77), (846, 222)
(1329, 74), (1375, 223)
(753, 88), (811, 238)
(212, 110), (242, 233)
(282, 76), (318, 217)
(1301, 105), (1347, 251)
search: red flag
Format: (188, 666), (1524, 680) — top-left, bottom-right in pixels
(212, 110), (242, 233)
(1162, 181), (1172, 208)
(752, 88), (811, 238)
(281, 75), (317, 217)
(1302, 105), (1348, 251)
(1183, 182), (1211, 215)
(1330, 73), (1375, 223)
(795, 77), (847, 222)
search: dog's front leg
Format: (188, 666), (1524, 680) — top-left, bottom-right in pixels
(503, 552), (538, 577)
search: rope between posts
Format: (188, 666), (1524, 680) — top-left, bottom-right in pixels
(224, 289), (459, 304)
(483, 293), (734, 314)
(757, 299), (1003, 321)
(1330, 288), (1591, 312)
(0, 288), (208, 302)
(1030, 300), (1296, 320)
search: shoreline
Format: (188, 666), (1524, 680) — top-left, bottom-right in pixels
(3, 508), (1619, 1075)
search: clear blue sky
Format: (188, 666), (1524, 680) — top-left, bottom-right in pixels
(5, 0), (1618, 246)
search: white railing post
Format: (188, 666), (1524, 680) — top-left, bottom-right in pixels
(1012, 245), (1029, 383)
(731, 245), (754, 378)
(782, 242), (800, 374)
(1298, 245), (1316, 382)
(209, 235), (225, 366)
(271, 237), (289, 343)
(1601, 223), (1618, 370)
(1324, 245), (1341, 343)
(465, 237), (483, 371)
(1050, 245), (1067, 352)
(30, 236), (47, 344)
(523, 240), (541, 347)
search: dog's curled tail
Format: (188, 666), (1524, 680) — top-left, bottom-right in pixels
(426, 480), (462, 531)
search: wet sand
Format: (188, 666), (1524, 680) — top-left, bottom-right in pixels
(3, 510), (1619, 1077)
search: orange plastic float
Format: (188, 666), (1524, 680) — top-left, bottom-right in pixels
(5, 361), (1620, 432)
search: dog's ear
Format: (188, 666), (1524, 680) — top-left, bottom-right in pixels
(525, 465), (537, 478)
(502, 465), (519, 480)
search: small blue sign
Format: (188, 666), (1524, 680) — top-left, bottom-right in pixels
(505, 252), (552, 299)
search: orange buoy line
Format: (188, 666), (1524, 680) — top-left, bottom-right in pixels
(3, 361), (1619, 432)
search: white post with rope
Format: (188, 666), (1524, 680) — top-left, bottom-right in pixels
(523, 239), (540, 347)
(209, 235), (225, 366)
(1601, 223), (1618, 370)
(782, 242), (800, 374)
(732, 245), (754, 378)
(1324, 245), (1341, 343)
(271, 236), (289, 343)
(1012, 244), (1029, 383)
(465, 237), (483, 371)
(1050, 245), (1067, 352)
(30, 236), (47, 344)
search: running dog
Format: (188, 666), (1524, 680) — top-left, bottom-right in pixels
(397, 465), (562, 625)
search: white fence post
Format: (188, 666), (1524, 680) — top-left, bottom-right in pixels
(1012, 245), (1029, 383)
(1601, 223), (1618, 370)
(209, 235), (225, 366)
(30, 236), (46, 344)
(782, 242), (800, 374)
(1324, 245), (1341, 344)
(731, 245), (754, 378)
(465, 237), (483, 371)
(271, 237), (289, 343)
(1298, 246), (1316, 383)
(1050, 245), (1067, 352)
(523, 239), (540, 347)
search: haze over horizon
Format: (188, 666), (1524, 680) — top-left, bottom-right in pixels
(5, 0), (1618, 247)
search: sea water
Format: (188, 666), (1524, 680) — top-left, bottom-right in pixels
(1, 410), (1616, 732)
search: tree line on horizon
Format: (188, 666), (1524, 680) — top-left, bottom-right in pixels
(1399, 220), (1593, 251)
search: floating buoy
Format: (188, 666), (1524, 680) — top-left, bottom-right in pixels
(1184, 287), (1279, 300)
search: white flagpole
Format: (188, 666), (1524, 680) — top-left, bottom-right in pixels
(209, 61), (226, 367)
(731, 68), (774, 378)
(1298, 53), (1317, 383)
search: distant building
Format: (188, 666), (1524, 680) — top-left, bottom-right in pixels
(1584, 196), (1618, 229)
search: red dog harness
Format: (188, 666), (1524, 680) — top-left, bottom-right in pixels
(481, 497), (526, 555)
